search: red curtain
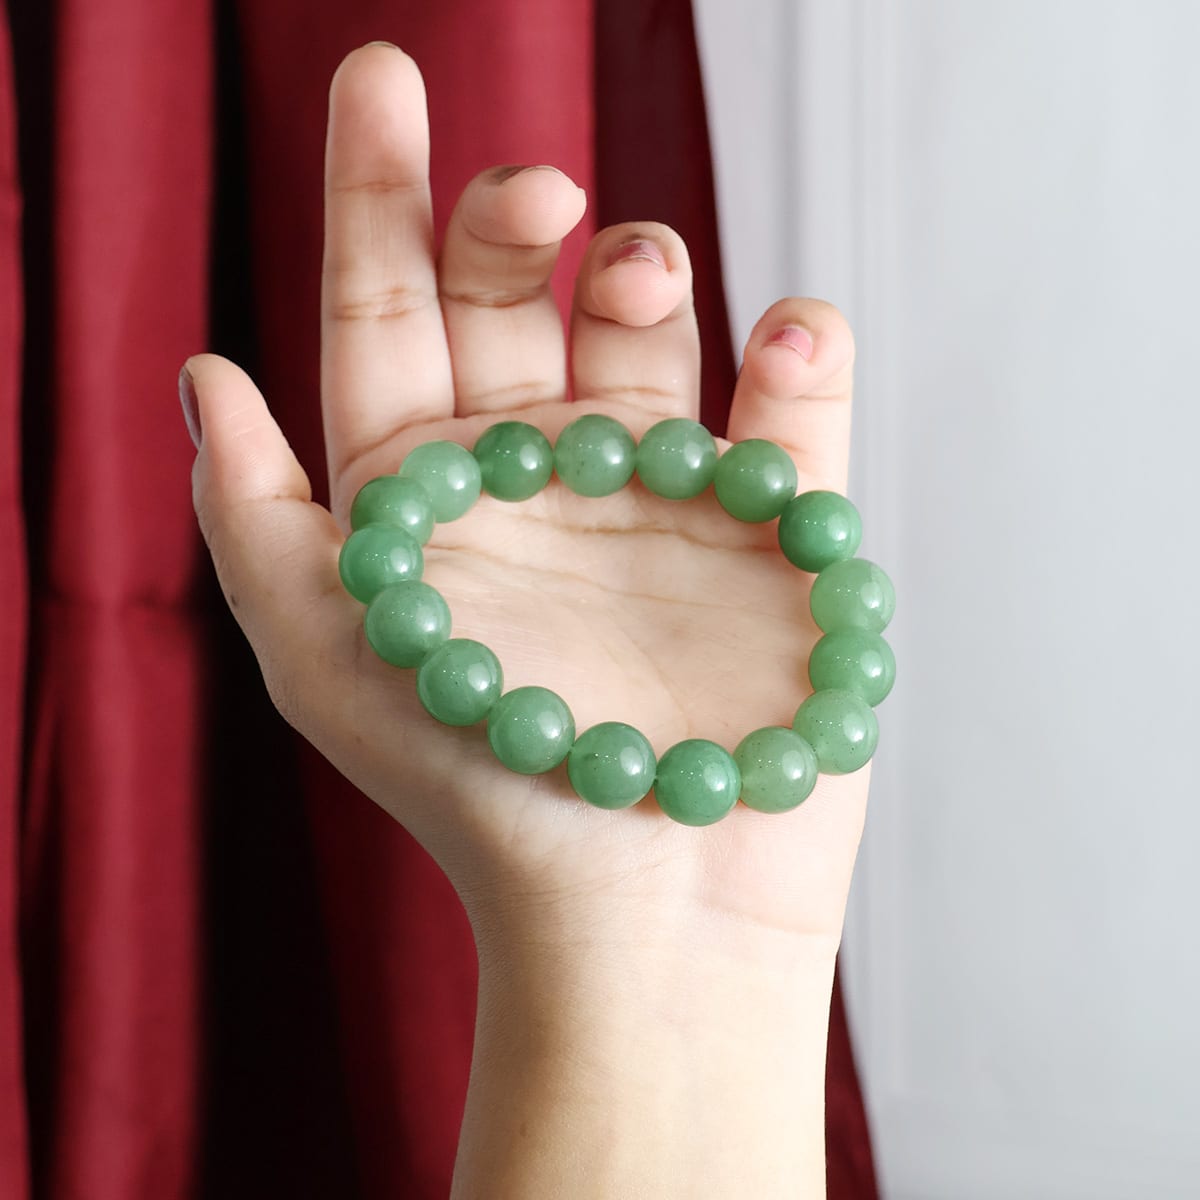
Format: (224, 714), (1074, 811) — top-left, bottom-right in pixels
(0, 1), (878, 1195)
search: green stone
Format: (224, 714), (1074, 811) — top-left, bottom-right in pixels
(473, 421), (554, 501)
(416, 638), (503, 726)
(778, 490), (862, 572)
(713, 439), (798, 522)
(792, 689), (878, 775)
(398, 440), (481, 522)
(808, 630), (895, 707)
(809, 558), (896, 634)
(338, 524), (423, 603)
(653, 739), (740, 827)
(487, 686), (575, 774)
(733, 726), (819, 814)
(363, 581), (451, 668)
(567, 722), (656, 809)
(554, 414), (636, 497)
(350, 475), (435, 544)
(635, 418), (718, 500)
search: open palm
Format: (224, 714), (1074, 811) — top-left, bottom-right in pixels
(188, 45), (871, 951)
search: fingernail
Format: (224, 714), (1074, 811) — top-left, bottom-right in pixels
(365, 40), (400, 50)
(606, 238), (667, 270)
(493, 164), (564, 185)
(766, 325), (814, 360)
(179, 364), (201, 449)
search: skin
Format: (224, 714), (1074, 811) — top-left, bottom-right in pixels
(186, 44), (869, 1199)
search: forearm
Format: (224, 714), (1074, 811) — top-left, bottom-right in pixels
(452, 911), (837, 1199)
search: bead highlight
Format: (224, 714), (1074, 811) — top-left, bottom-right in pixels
(733, 726), (819, 813)
(568, 721), (657, 809)
(654, 739), (741, 826)
(714, 438), (797, 522)
(474, 420), (555, 501)
(338, 524), (424, 603)
(635, 417), (718, 500)
(807, 630), (895, 707)
(350, 476), (436, 544)
(398, 440), (482, 522)
(487, 686), (576, 774)
(364, 581), (451, 668)
(554, 414), (636, 497)
(417, 638), (504, 726)
(778, 490), (862, 572)
(792, 688), (878, 775)
(809, 558), (896, 634)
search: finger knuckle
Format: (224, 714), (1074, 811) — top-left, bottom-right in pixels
(326, 282), (434, 323)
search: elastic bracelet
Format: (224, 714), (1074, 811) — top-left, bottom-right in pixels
(338, 415), (895, 827)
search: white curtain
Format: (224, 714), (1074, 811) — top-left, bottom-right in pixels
(695, 3), (1200, 1197)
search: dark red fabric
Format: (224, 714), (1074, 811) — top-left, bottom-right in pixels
(0, 10), (29, 1198)
(3, 0), (878, 1195)
(9, 0), (214, 1194)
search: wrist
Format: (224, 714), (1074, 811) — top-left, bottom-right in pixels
(454, 906), (838, 1199)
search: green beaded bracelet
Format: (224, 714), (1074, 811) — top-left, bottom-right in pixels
(339, 415), (896, 826)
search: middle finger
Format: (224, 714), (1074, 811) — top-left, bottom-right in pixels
(439, 165), (587, 417)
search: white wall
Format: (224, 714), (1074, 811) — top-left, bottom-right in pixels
(694, 3), (1200, 1197)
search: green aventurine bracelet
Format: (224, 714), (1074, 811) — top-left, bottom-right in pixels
(338, 415), (896, 827)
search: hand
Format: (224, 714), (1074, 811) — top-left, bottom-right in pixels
(185, 43), (866, 963)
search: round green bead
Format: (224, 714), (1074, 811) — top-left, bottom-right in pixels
(792, 689), (878, 775)
(733, 726), (819, 814)
(635, 418), (718, 500)
(554, 414), (636, 497)
(363, 581), (451, 668)
(416, 638), (503, 726)
(338, 524), (424, 603)
(350, 475), (435, 544)
(713, 439), (798, 522)
(473, 421), (554, 501)
(654, 739), (740, 827)
(487, 686), (576, 774)
(567, 722), (656, 810)
(808, 630), (895, 707)
(809, 557), (896, 634)
(778, 490), (862, 572)
(398, 440), (481, 522)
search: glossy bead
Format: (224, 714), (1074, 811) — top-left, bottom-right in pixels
(398, 440), (481, 522)
(778, 490), (862, 572)
(567, 722), (656, 809)
(733, 726), (819, 814)
(554, 414), (636, 497)
(654, 739), (740, 827)
(363, 581), (451, 668)
(635, 418), (718, 500)
(808, 630), (896, 707)
(416, 638), (503, 726)
(473, 421), (554, 501)
(338, 524), (423, 603)
(809, 557), (896, 634)
(487, 686), (576, 774)
(792, 689), (878, 775)
(713, 439), (797, 522)
(350, 475), (435, 544)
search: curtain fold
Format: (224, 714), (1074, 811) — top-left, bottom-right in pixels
(4, 0), (878, 1194)
(10, 1), (212, 1195)
(1, 8), (29, 1197)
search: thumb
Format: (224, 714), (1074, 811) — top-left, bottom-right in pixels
(181, 352), (342, 724)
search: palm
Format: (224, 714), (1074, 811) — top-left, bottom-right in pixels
(193, 46), (869, 944)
